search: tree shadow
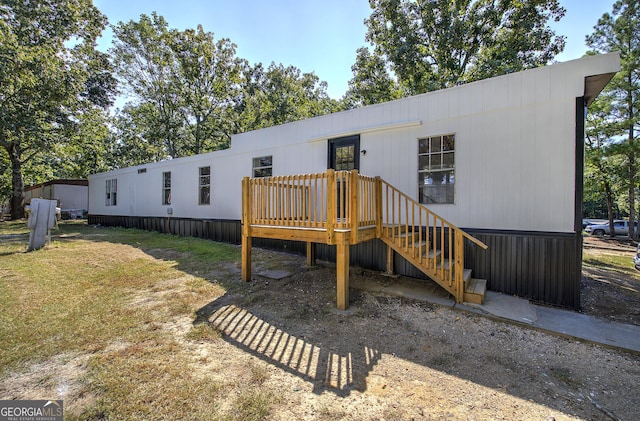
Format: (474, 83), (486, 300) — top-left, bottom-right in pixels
(0, 234), (29, 256)
(39, 223), (636, 417)
(194, 293), (381, 397)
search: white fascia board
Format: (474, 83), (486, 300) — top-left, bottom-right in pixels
(305, 120), (422, 143)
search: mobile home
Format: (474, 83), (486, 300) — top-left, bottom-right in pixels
(89, 53), (620, 309)
(25, 179), (88, 219)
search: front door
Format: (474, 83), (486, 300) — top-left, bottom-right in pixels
(328, 135), (360, 171)
(328, 135), (360, 219)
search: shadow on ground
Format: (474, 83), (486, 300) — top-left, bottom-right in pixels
(27, 223), (639, 419)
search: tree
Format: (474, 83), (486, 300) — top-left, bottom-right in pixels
(586, 0), (640, 239)
(112, 15), (250, 158)
(236, 62), (340, 131)
(361, 0), (566, 95)
(343, 47), (403, 108)
(112, 14), (342, 159)
(0, 149), (10, 208)
(111, 13), (185, 158)
(585, 97), (625, 236)
(0, 0), (113, 219)
(111, 104), (169, 168)
(170, 26), (247, 154)
(52, 108), (118, 178)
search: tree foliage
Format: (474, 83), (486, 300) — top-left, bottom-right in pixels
(237, 62), (340, 131)
(112, 14), (249, 157)
(111, 14), (340, 160)
(53, 108), (118, 178)
(585, 98), (626, 235)
(111, 104), (169, 168)
(343, 47), (403, 108)
(170, 25), (246, 153)
(0, 0), (115, 218)
(111, 13), (184, 158)
(351, 0), (565, 99)
(586, 0), (640, 238)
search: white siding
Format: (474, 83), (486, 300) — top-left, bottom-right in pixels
(54, 185), (88, 211)
(25, 183), (87, 212)
(89, 53), (620, 233)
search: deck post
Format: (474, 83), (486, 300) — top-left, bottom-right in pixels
(350, 169), (359, 244)
(336, 237), (350, 310)
(375, 176), (382, 238)
(306, 242), (316, 266)
(326, 169), (335, 244)
(454, 230), (464, 302)
(241, 177), (252, 282)
(385, 245), (394, 275)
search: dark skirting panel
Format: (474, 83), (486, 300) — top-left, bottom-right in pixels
(462, 229), (581, 309)
(88, 214), (242, 244)
(87, 215), (581, 309)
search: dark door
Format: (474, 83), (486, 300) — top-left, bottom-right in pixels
(328, 135), (360, 171)
(328, 135), (360, 219)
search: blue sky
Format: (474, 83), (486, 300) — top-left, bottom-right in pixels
(94, 0), (616, 99)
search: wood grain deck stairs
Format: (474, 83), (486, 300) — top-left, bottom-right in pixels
(241, 170), (489, 309)
(380, 226), (487, 305)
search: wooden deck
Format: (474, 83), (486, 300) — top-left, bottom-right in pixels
(242, 170), (487, 310)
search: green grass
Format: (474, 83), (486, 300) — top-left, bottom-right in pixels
(232, 389), (277, 420)
(0, 219), (30, 235)
(0, 220), (282, 420)
(583, 249), (640, 280)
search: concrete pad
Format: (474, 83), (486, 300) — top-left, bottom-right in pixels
(257, 269), (292, 280)
(465, 291), (538, 325)
(534, 306), (640, 353)
(349, 270), (640, 354)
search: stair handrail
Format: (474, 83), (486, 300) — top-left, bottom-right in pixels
(379, 178), (487, 303)
(379, 178), (488, 250)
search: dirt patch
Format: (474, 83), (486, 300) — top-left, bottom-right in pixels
(582, 235), (640, 326)
(0, 353), (96, 415)
(186, 247), (640, 420)
(1, 242), (639, 420)
(583, 234), (637, 251)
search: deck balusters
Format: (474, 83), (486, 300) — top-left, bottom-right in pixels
(242, 170), (487, 307)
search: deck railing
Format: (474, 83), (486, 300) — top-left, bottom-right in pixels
(244, 169), (378, 232)
(242, 170), (487, 303)
(379, 179), (488, 301)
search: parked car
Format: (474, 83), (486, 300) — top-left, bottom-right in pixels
(585, 220), (637, 236)
(582, 218), (606, 229)
(634, 243), (640, 270)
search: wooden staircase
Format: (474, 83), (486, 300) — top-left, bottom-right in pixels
(377, 179), (488, 305)
(381, 229), (487, 304)
(242, 170), (488, 309)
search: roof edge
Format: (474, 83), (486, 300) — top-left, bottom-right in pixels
(25, 179), (88, 191)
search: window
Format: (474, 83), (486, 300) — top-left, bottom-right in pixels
(418, 134), (455, 204)
(329, 135), (360, 171)
(162, 171), (171, 205)
(105, 179), (117, 206)
(253, 156), (272, 178)
(334, 145), (355, 170)
(199, 166), (210, 205)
